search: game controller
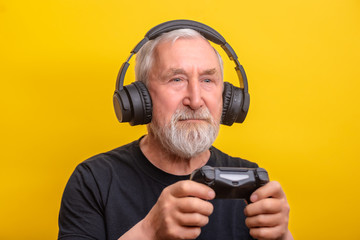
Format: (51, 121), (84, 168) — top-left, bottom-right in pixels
(190, 166), (269, 203)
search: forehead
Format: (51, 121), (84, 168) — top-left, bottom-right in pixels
(153, 37), (221, 71)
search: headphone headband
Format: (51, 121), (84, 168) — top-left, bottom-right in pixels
(146, 20), (226, 44)
(117, 19), (249, 94)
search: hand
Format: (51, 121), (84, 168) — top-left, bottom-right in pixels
(141, 180), (215, 240)
(244, 181), (292, 240)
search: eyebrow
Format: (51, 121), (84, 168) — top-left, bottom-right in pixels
(201, 68), (217, 75)
(164, 68), (218, 77)
(167, 68), (186, 76)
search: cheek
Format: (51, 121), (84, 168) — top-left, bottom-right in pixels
(150, 90), (181, 124)
(213, 101), (223, 122)
(208, 92), (223, 122)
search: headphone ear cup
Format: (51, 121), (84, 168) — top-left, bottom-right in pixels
(132, 81), (152, 125)
(113, 82), (152, 126)
(221, 82), (244, 126)
(113, 89), (132, 123)
(221, 82), (233, 125)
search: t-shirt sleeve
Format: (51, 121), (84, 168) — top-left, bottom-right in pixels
(58, 163), (106, 240)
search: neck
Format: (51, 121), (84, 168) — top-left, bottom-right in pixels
(139, 135), (210, 175)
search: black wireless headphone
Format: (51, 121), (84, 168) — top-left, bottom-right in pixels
(113, 19), (250, 126)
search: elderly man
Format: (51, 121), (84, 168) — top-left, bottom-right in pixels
(58, 21), (293, 240)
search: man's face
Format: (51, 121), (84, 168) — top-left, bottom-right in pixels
(147, 37), (223, 158)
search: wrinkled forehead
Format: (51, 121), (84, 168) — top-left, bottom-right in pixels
(152, 37), (223, 75)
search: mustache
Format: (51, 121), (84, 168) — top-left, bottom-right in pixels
(172, 107), (213, 123)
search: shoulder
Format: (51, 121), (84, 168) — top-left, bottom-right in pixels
(209, 146), (258, 168)
(81, 139), (140, 168)
(72, 140), (142, 183)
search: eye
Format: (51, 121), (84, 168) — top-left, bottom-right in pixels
(171, 78), (182, 82)
(203, 78), (212, 83)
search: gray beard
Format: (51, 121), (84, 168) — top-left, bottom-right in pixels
(148, 107), (220, 159)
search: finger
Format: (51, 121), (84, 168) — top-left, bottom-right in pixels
(165, 225), (202, 240)
(170, 180), (215, 200)
(245, 212), (283, 228)
(244, 198), (282, 217)
(249, 225), (286, 240)
(181, 226), (202, 240)
(250, 181), (285, 203)
(176, 212), (210, 227)
(177, 197), (214, 216)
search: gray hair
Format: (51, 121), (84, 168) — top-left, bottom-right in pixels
(135, 29), (224, 85)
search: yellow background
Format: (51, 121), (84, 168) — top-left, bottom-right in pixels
(1, 0), (359, 239)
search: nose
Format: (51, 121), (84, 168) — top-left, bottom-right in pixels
(182, 79), (204, 110)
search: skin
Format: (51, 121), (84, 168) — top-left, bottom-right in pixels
(119, 37), (293, 240)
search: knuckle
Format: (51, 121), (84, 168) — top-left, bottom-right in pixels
(279, 198), (290, 215)
(197, 215), (209, 226)
(270, 180), (282, 193)
(262, 200), (273, 212)
(256, 228), (268, 239)
(162, 186), (171, 195)
(284, 205), (290, 217)
(203, 216), (209, 226)
(245, 217), (251, 228)
(160, 187), (172, 200)
(187, 198), (197, 209)
(179, 181), (190, 192)
(181, 198), (196, 212)
(189, 228), (201, 239)
(244, 205), (250, 216)
(193, 214), (203, 225)
(166, 226), (180, 239)
(257, 215), (266, 226)
(285, 202), (290, 212)
(203, 202), (212, 214)
(271, 180), (281, 189)
(250, 227), (263, 239)
(162, 201), (173, 212)
(163, 215), (173, 226)
(207, 202), (214, 214)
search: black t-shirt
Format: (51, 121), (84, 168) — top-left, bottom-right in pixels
(58, 139), (258, 240)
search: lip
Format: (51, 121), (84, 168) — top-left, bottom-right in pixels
(178, 119), (208, 123)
